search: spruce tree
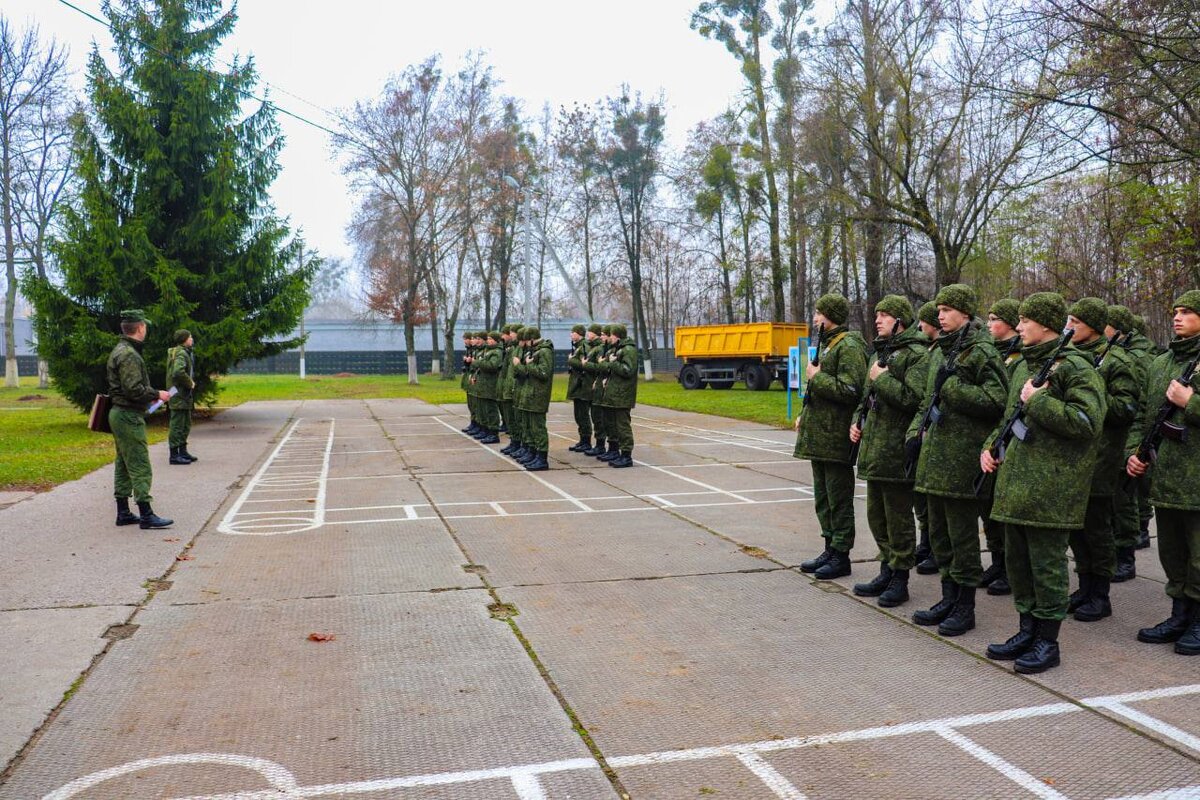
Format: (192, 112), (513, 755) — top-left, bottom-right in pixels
(25, 0), (313, 409)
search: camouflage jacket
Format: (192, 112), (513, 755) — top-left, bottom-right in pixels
(1077, 336), (1140, 497)
(793, 326), (869, 464)
(855, 327), (930, 483)
(1123, 333), (1157, 386)
(566, 340), (591, 401)
(908, 326), (1009, 498)
(1124, 333), (1200, 511)
(514, 340), (554, 413)
(500, 342), (517, 401)
(166, 345), (195, 410)
(584, 340), (609, 400)
(986, 340), (1105, 528)
(473, 343), (502, 400)
(598, 339), (639, 409)
(998, 337), (1023, 379)
(107, 336), (158, 410)
(461, 345), (474, 394)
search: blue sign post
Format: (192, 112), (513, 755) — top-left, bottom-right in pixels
(786, 337), (809, 420)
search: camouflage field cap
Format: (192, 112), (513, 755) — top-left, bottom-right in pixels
(934, 284), (977, 318)
(174, 329), (191, 344)
(816, 293), (850, 325)
(610, 323), (628, 339)
(601, 324), (613, 335)
(918, 301), (940, 328)
(988, 298), (1020, 330)
(1173, 290), (1200, 314)
(525, 327), (542, 340)
(487, 331), (501, 342)
(120, 309), (149, 324)
(1020, 292), (1068, 333)
(1067, 297), (1107, 335)
(587, 323), (603, 335)
(875, 295), (913, 326)
(1106, 304), (1135, 333)
(571, 324), (586, 335)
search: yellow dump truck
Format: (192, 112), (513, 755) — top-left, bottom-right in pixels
(674, 322), (809, 391)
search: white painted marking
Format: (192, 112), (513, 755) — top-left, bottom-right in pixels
(510, 772), (548, 800)
(736, 752), (808, 799)
(1107, 787), (1200, 800)
(215, 420), (303, 534)
(1094, 701), (1200, 753)
(404, 505), (418, 520)
(645, 494), (677, 508)
(43, 753), (299, 799)
(489, 501), (510, 516)
(629, 459), (755, 504)
(935, 727), (1068, 799)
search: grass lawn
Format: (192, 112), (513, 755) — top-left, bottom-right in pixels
(0, 371), (795, 492)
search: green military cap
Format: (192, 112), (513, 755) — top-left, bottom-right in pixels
(174, 329), (192, 344)
(571, 323), (586, 335)
(1134, 314), (1149, 334)
(601, 324), (613, 335)
(1107, 304), (1135, 333)
(1019, 292), (1068, 333)
(1067, 297), (1107, 335)
(120, 309), (148, 323)
(610, 323), (628, 339)
(988, 298), (1020, 330)
(918, 301), (939, 328)
(526, 326), (542, 340)
(1173, 289), (1200, 314)
(875, 294), (913, 326)
(487, 331), (501, 341)
(587, 323), (603, 335)
(815, 293), (850, 325)
(934, 284), (977, 318)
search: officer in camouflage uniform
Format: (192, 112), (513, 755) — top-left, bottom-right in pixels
(978, 298), (1023, 595)
(1064, 298), (1139, 623)
(1127, 290), (1200, 655)
(1106, 305), (1143, 581)
(983, 292), (1106, 673)
(566, 324), (593, 452)
(908, 285), (1008, 636)
(850, 296), (929, 607)
(795, 293), (869, 580)
(107, 310), (173, 530)
(166, 329), (197, 465)
(514, 327), (554, 471)
(470, 332), (503, 444)
(1126, 315), (1160, 549)
(585, 325), (613, 458)
(913, 300), (941, 575)
(460, 331), (479, 434)
(598, 323), (639, 468)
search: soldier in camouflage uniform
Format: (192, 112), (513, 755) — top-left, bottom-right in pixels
(107, 310), (173, 530)
(1065, 298), (1139, 623)
(1126, 290), (1200, 656)
(566, 324), (593, 452)
(913, 301), (940, 575)
(1106, 305), (1143, 581)
(598, 323), (639, 468)
(850, 296), (930, 607)
(470, 332), (503, 444)
(166, 329), (197, 465)
(1126, 315), (1160, 548)
(982, 292), (1106, 674)
(580, 324), (605, 455)
(500, 326), (523, 456)
(795, 293), (869, 580)
(979, 298), (1023, 596)
(589, 326), (618, 460)
(508, 329), (533, 461)
(514, 327), (554, 471)
(908, 285), (1008, 636)
(496, 325), (515, 435)
(460, 331), (479, 434)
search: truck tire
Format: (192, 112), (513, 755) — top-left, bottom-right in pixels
(679, 365), (705, 390)
(745, 364), (771, 391)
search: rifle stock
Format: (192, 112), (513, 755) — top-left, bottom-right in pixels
(903, 323), (970, 478)
(1124, 346), (1200, 491)
(849, 319), (901, 467)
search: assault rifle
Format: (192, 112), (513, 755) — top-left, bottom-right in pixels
(1094, 330), (1133, 368)
(903, 323), (970, 478)
(1124, 346), (1200, 490)
(973, 328), (1075, 497)
(801, 322), (825, 411)
(1003, 336), (1022, 360)
(849, 319), (902, 466)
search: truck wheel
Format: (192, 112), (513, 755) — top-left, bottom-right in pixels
(745, 364), (771, 391)
(679, 365), (704, 390)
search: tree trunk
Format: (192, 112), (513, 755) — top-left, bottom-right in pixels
(717, 205), (735, 324)
(749, 22), (785, 320)
(404, 320), (418, 385)
(2, 142), (18, 388)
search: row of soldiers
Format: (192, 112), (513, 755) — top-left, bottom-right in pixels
(459, 322), (639, 470)
(793, 286), (1200, 675)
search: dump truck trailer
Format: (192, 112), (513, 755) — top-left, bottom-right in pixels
(673, 322), (808, 391)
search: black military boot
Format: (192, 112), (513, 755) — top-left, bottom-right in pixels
(914, 532), (934, 574)
(1138, 598), (1194, 644)
(913, 580), (958, 626)
(1175, 614), (1200, 656)
(115, 498), (140, 526)
(1074, 576), (1112, 622)
(462, 421), (479, 434)
(1113, 547), (1136, 582)
(598, 441), (620, 462)
(471, 427), (491, 439)
(814, 549), (851, 579)
(987, 569), (1011, 596)
(525, 451), (549, 472)
(1137, 525), (1151, 549)
(799, 545), (833, 574)
(987, 613), (1036, 660)
(1068, 573), (1093, 613)
(136, 501), (173, 530)
(584, 439), (605, 457)
(518, 448), (539, 465)
(500, 440), (517, 455)
(610, 451), (633, 468)
(938, 586), (976, 636)
(169, 446), (191, 465)
(980, 560), (1003, 589)
(569, 438), (590, 452)
(478, 430), (500, 444)
(878, 569), (910, 608)
(853, 563), (893, 597)
(181, 443), (198, 462)
(1015, 619), (1062, 674)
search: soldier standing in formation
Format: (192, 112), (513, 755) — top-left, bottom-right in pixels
(1126, 314), (1160, 549)
(584, 325), (611, 458)
(913, 301), (940, 575)
(513, 327), (554, 471)
(596, 323), (638, 467)
(979, 298), (1022, 595)
(460, 331), (479, 435)
(166, 329), (198, 465)
(566, 324), (593, 452)
(469, 332), (502, 444)
(1105, 305), (1142, 581)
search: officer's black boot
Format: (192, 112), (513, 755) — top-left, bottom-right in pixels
(1068, 573), (1093, 613)
(987, 569), (1010, 596)
(136, 501), (173, 530)
(462, 421), (479, 434)
(1015, 619), (1062, 674)
(181, 443), (198, 462)
(1074, 576), (1112, 622)
(914, 531), (935, 574)
(569, 438), (589, 452)
(799, 544), (833, 574)
(598, 441), (620, 462)
(169, 446), (191, 465)
(115, 497), (140, 526)
(518, 447), (539, 465)
(987, 613), (1036, 660)
(980, 560), (1003, 589)
(878, 569), (910, 608)
(500, 440), (517, 455)
(525, 451), (549, 472)
(479, 430), (500, 444)
(853, 563), (893, 597)
(938, 586), (976, 636)
(610, 450), (633, 468)
(584, 439), (605, 457)
(1138, 597), (1194, 644)
(913, 580), (958, 626)
(1175, 610), (1200, 656)
(1137, 525), (1151, 549)
(1113, 546), (1136, 582)
(814, 548), (851, 579)
(471, 427), (490, 439)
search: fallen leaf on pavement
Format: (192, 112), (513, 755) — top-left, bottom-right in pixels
(176, 554), (194, 561)
(308, 632), (335, 642)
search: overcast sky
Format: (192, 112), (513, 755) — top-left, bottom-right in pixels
(6, 0), (843, 264)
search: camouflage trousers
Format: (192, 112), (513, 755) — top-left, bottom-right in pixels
(168, 405), (192, 448)
(477, 398), (501, 432)
(509, 407), (526, 443)
(1005, 524), (1070, 621)
(466, 393), (478, 423)
(812, 461), (856, 554)
(1156, 508), (1200, 602)
(1070, 494), (1117, 579)
(1114, 472), (1144, 549)
(110, 407), (153, 503)
(927, 495), (983, 587)
(523, 410), (549, 451)
(573, 399), (592, 440)
(865, 481), (916, 570)
(914, 491), (929, 541)
(604, 407), (634, 451)
(979, 493), (1005, 566)
(499, 399), (512, 433)
(591, 403), (607, 443)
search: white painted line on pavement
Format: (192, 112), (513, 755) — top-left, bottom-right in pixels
(735, 752), (809, 799)
(935, 726), (1068, 800)
(489, 501), (510, 516)
(1107, 787), (1200, 800)
(510, 772), (548, 800)
(1093, 701), (1200, 753)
